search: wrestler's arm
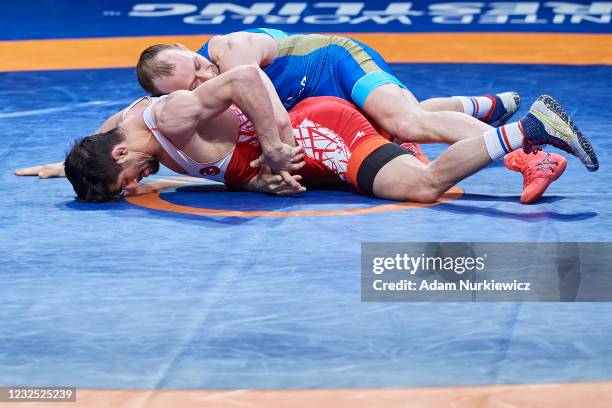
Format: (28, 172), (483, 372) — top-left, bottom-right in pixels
(155, 65), (304, 186)
(15, 109), (127, 178)
(155, 65), (276, 139)
(207, 33), (294, 146)
(95, 109), (124, 133)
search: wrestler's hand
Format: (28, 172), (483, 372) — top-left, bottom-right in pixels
(251, 144), (305, 188)
(251, 165), (306, 195)
(123, 179), (187, 196)
(15, 162), (66, 178)
(124, 184), (157, 196)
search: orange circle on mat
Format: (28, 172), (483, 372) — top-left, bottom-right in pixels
(125, 181), (463, 218)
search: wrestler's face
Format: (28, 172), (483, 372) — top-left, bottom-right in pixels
(109, 151), (160, 195)
(154, 49), (220, 94)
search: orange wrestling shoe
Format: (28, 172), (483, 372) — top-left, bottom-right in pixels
(504, 149), (567, 204)
(400, 142), (430, 164)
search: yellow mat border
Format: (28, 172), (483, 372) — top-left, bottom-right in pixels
(1, 33), (611, 72)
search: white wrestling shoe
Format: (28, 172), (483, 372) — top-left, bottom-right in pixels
(522, 95), (598, 172)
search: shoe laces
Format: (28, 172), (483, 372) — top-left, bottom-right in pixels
(524, 153), (558, 179)
(535, 153), (558, 173)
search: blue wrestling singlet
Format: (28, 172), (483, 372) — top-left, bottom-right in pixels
(196, 28), (407, 110)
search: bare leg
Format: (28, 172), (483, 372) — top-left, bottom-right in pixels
(363, 84), (492, 145)
(373, 137), (491, 202)
(372, 92), (598, 202)
(419, 97), (463, 112)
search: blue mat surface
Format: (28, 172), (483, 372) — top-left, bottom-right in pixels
(1, 62), (611, 388)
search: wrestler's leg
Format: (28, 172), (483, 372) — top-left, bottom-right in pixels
(372, 137), (490, 202)
(419, 93), (519, 127)
(341, 40), (517, 129)
(418, 97), (463, 112)
(363, 84), (492, 144)
(350, 68), (560, 203)
(371, 96), (598, 202)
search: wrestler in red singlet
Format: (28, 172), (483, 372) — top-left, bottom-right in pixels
(223, 96), (408, 194)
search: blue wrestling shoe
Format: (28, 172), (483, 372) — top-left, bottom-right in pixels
(522, 95), (598, 172)
(485, 92), (521, 127)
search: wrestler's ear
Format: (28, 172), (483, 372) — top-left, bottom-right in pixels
(173, 42), (189, 50)
(111, 146), (128, 162)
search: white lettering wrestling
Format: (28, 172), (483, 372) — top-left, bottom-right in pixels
(124, 2), (611, 26)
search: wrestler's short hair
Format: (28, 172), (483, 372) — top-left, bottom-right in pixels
(64, 128), (125, 202)
(137, 44), (180, 96)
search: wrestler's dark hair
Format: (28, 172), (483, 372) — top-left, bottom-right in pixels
(64, 128), (126, 202)
(137, 44), (180, 96)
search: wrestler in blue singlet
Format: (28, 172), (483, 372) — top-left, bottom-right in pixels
(197, 28), (407, 111)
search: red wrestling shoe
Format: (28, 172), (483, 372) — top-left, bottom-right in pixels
(504, 149), (567, 204)
(400, 142), (430, 164)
